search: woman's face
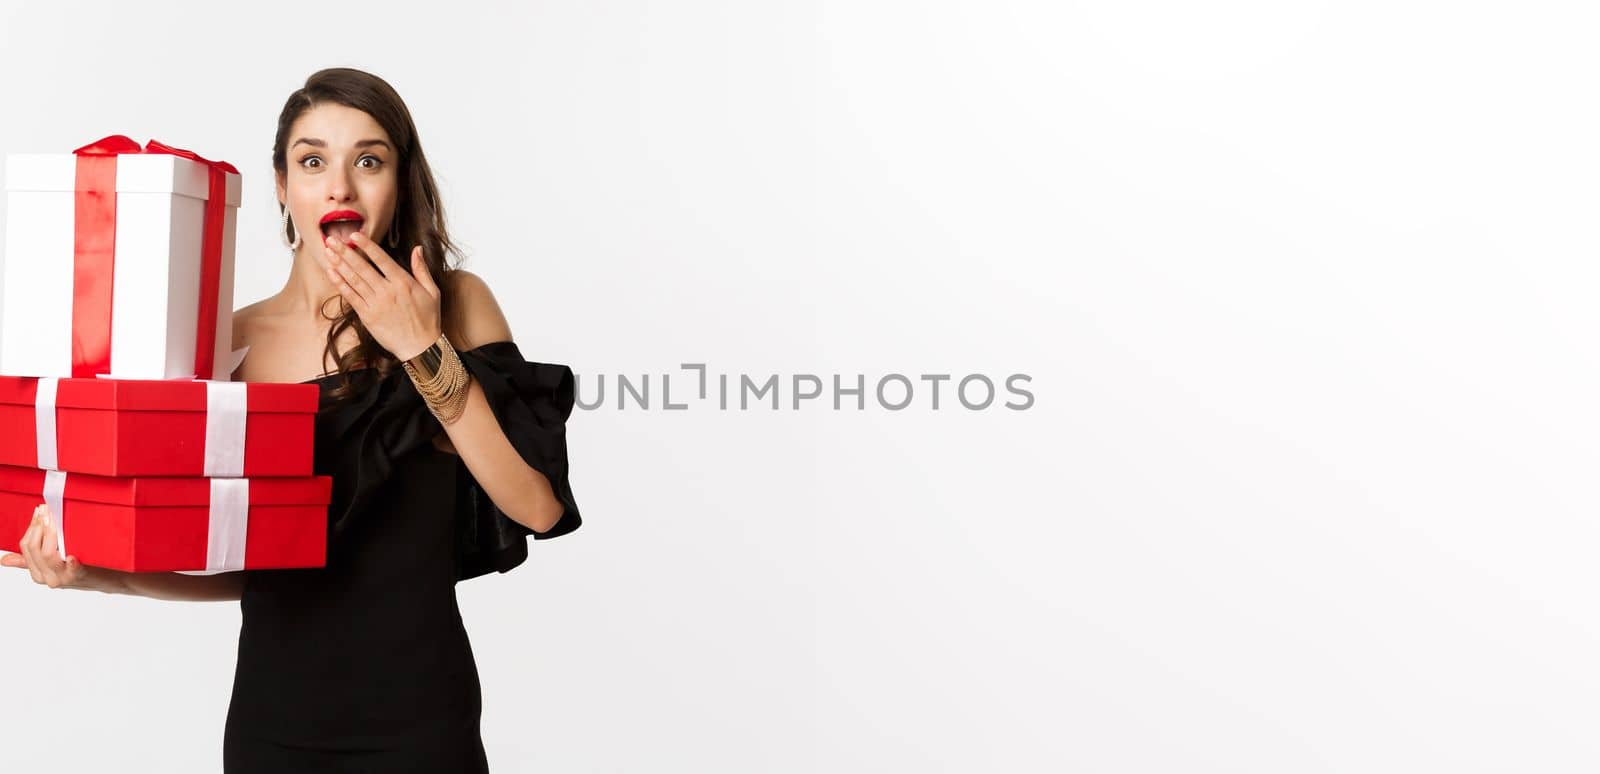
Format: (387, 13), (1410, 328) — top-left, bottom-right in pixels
(277, 102), (399, 253)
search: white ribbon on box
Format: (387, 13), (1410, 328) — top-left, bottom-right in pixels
(175, 479), (251, 575)
(34, 377), (59, 470)
(191, 381), (253, 572)
(34, 377), (66, 560)
(31, 377), (254, 571)
(41, 469), (67, 562)
(203, 381), (248, 477)
(180, 478), (251, 575)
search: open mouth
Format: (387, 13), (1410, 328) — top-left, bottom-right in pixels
(319, 210), (365, 243)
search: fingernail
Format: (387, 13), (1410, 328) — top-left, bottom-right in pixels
(325, 235), (337, 248)
(350, 231), (363, 242)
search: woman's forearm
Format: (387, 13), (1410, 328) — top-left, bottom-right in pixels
(78, 565), (244, 602)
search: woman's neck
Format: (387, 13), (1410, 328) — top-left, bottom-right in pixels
(280, 243), (343, 323)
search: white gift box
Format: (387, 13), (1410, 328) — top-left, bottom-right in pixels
(1, 138), (241, 380)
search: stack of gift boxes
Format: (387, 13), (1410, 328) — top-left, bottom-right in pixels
(0, 135), (331, 573)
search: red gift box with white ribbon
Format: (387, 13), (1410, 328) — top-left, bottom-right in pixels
(0, 464), (330, 572)
(0, 375), (318, 478)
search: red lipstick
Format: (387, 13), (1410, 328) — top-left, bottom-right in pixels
(320, 209), (364, 225)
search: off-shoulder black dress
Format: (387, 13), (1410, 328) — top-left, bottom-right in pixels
(222, 341), (582, 773)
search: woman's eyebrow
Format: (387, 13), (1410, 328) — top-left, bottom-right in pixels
(290, 138), (392, 151)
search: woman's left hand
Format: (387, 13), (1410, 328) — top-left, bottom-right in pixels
(319, 231), (443, 361)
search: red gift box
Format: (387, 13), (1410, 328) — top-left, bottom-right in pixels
(0, 375), (317, 477)
(0, 464), (330, 572)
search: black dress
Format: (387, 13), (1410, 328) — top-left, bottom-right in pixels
(222, 341), (583, 773)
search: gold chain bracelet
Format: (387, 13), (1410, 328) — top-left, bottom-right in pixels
(402, 332), (471, 424)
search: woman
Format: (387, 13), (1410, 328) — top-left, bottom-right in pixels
(0, 67), (582, 772)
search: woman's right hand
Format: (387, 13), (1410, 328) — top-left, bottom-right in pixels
(0, 504), (95, 590)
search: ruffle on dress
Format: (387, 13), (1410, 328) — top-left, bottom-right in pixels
(311, 340), (582, 581)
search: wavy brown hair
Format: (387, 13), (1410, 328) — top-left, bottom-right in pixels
(272, 67), (462, 403)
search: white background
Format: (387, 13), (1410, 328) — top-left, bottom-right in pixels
(1, 1), (1596, 771)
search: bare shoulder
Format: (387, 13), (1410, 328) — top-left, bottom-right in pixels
(442, 269), (513, 351)
(231, 297), (272, 351)
(443, 269), (495, 306)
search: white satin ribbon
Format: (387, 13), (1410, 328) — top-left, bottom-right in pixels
(42, 469), (66, 561)
(204, 381), (248, 477)
(206, 478), (250, 572)
(34, 377), (59, 471)
(227, 346), (251, 378)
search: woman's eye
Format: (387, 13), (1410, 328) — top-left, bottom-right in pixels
(300, 156), (322, 169)
(358, 155), (382, 169)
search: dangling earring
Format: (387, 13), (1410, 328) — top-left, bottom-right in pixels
(281, 205), (301, 253)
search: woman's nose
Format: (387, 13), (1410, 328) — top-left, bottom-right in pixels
(326, 169), (355, 202)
